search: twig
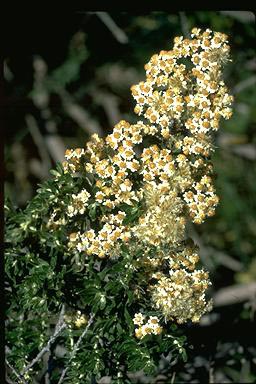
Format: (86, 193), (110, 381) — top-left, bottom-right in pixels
(4, 60), (14, 82)
(56, 304), (66, 329)
(6, 345), (12, 354)
(57, 313), (95, 384)
(231, 144), (256, 161)
(21, 305), (66, 375)
(25, 114), (52, 178)
(179, 12), (190, 38)
(209, 361), (215, 383)
(32, 55), (60, 135)
(45, 135), (66, 163)
(6, 375), (16, 384)
(189, 225), (243, 272)
(32, 56), (49, 110)
(58, 89), (104, 136)
(188, 225), (215, 271)
(6, 359), (26, 384)
(22, 322), (66, 375)
(213, 282), (256, 307)
(207, 246), (243, 272)
(209, 367), (215, 383)
(89, 88), (121, 126)
(170, 371), (176, 384)
(96, 12), (128, 44)
(232, 75), (256, 94)
(219, 11), (255, 23)
(45, 372), (50, 384)
(10, 142), (32, 206)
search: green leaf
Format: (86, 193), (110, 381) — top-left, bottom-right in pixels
(88, 203), (98, 221)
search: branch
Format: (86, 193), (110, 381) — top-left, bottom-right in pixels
(232, 75), (256, 94)
(207, 246), (243, 272)
(96, 12), (128, 44)
(25, 114), (52, 178)
(44, 135), (66, 163)
(89, 88), (121, 126)
(5, 359), (26, 384)
(58, 89), (104, 136)
(231, 144), (256, 161)
(57, 313), (95, 384)
(6, 375), (16, 384)
(213, 282), (256, 307)
(219, 11), (255, 23)
(189, 225), (243, 272)
(179, 12), (190, 38)
(21, 305), (66, 376)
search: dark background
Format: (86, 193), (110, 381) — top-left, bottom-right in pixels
(4, 11), (256, 383)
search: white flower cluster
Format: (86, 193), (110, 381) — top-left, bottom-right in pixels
(151, 269), (212, 323)
(133, 313), (163, 339)
(67, 189), (91, 217)
(68, 211), (131, 258)
(61, 28), (233, 334)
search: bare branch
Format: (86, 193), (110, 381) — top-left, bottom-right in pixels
(21, 305), (66, 375)
(96, 12), (128, 44)
(25, 114), (52, 178)
(89, 88), (121, 126)
(189, 225), (215, 271)
(6, 359), (26, 384)
(45, 372), (50, 384)
(170, 371), (176, 384)
(232, 75), (256, 94)
(4, 60), (14, 82)
(179, 12), (190, 38)
(213, 282), (256, 307)
(207, 247), (243, 272)
(44, 135), (66, 163)
(219, 11), (255, 23)
(58, 89), (104, 136)
(6, 375), (16, 384)
(231, 144), (256, 161)
(22, 322), (67, 376)
(57, 313), (95, 384)
(189, 225), (243, 272)
(209, 368), (215, 383)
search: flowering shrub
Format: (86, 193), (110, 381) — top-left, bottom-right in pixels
(5, 28), (233, 383)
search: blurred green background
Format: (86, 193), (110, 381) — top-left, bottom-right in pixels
(4, 11), (256, 383)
